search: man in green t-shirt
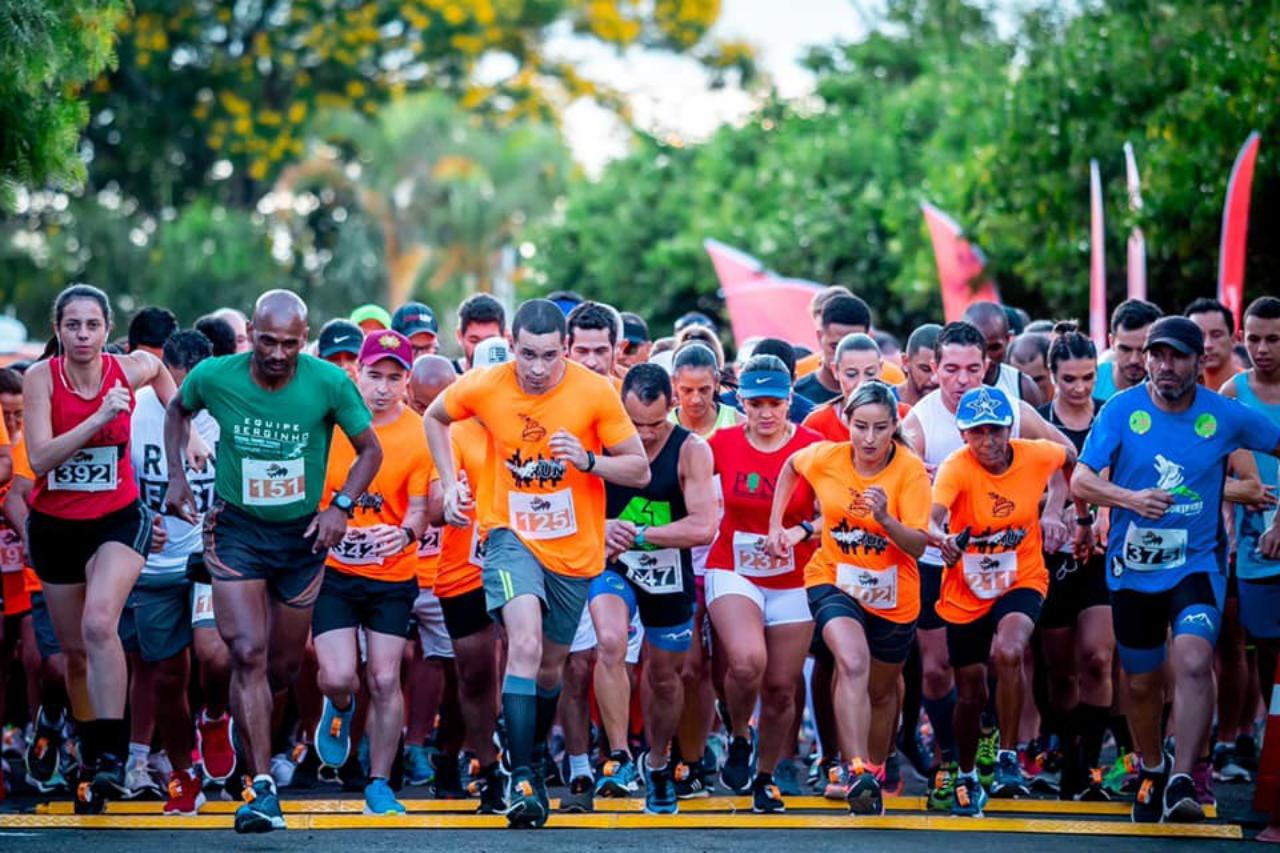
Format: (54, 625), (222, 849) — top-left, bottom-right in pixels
(164, 289), (381, 834)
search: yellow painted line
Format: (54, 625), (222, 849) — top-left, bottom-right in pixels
(31, 795), (1216, 819)
(0, 811), (1242, 838)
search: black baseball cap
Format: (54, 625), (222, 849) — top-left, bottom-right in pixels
(392, 302), (438, 338)
(621, 312), (649, 345)
(675, 311), (716, 334)
(318, 319), (364, 358)
(1144, 316), (1205, 356)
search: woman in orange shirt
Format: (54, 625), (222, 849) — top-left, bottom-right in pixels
(769, 381), (931, 816)
(931, 386), (1083, 816)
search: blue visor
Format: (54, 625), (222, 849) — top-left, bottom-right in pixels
(738, 369), (792, 399)
(955, 386), (1015, 430)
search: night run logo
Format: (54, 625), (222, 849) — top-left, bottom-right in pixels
(1129, 410), (1151, 435)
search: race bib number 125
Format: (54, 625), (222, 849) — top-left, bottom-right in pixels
(509, 489), (577, 540)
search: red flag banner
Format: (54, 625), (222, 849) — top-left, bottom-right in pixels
(920, 202), (1000, 322)
(1123, 142), (1147, 302)
(1089, 159), (1107, 348)
(1218, 131), (1261, 333)
(703, 239), (822, 349)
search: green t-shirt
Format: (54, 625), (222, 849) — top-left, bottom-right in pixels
(181, 353), (372, 522)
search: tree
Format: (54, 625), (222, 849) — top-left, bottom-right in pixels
(0, 0), (128, 211)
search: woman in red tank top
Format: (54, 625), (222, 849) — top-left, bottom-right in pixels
(704, 354), (821, 813)
(22, 284), (179, 805)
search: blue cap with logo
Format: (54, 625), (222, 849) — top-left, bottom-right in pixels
(955, 386), (1015, 431)
(738, 368), (792, 400)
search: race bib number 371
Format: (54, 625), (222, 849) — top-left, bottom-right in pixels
(242, 458), (305, 507)
(49, 446), (117, 492)
(510, 489), (577, 541)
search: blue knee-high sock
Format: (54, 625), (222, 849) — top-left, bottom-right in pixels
(502, 675), (538, 773)
(534, 683), (562, 751)
(922, 688), (959, 764)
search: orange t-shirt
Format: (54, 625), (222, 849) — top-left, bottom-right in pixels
(324, 407), (433, 583)
(442, 360), (638, 578)
(9, 438), (39, 600)
(932, 439), (1066, 624)
(435, 418), (489, 599)
(794, 441), (930, 624)
(797, 352), (906, 386)
(802, 400), (910, 442)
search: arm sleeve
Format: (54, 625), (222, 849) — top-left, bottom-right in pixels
(1079, 401), (1122, 473)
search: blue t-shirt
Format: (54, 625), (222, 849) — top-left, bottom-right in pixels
(1094, 360), (1117, 402)
(1079, 384), (1280, 593)
(1232, 373), (1280, 581)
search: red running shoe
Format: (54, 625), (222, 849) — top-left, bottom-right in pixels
(196, 709), (236, 782)
(164, 768), (207, 816)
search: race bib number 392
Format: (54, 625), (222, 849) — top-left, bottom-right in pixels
(49, 446), (117, 492)
(242, 458), (305, 507)
(509, 489), (577, 541)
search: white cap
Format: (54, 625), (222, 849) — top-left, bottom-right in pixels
(471, 336), (512, 369)
(648, 349), (674, 376)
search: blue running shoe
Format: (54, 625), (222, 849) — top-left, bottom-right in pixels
(596, 752), (639, 797)
(315, 695), (355, 769)
(644, 764), (678, 815)
(951, 774), (988, 818)
(990, 750), (1031, 798)
(363, 778), (406, 815)
(773, 757), (804, 796)
(235, 777), (287, 833)
(404, 744), (436, 787)
(506, 768), (548, 829)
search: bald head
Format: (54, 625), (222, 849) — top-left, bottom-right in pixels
(408, 354), (457, 415)
(213, 307), (250, 353)
(963, 300), (1011, 368)
(254, 290), (307, 327)
(248, 290), (308, 381)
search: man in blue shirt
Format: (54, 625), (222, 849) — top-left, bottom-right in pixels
(1073, 316), (1280, 825)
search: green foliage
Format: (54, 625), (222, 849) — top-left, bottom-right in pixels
(0, 0), (128, 210)
(533, 0), (1280, 336)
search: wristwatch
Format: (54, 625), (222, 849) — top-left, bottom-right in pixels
(799, 520), (816, 541)
(402, 526), (417, 548)
(635, 524), (649, 548)
(1076, 512), (1096, 525)
(331, 492), (355, 517)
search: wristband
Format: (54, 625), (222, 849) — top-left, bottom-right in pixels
(635, 524), (649, 548)
(1076, 513), (1095, 525)
(402, 527), (416, 548)
(584, 450), (596, 472)
(799, 520), (816, 541)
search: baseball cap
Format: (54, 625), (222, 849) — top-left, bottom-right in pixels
(1144, 316), (1205, 356)
(955, 386), (1015, 431)
(350, 304), (392, 330)
(675, 311), (716, 334)
(358, 329), (413, 370)
(472, 336), (512, 368)
(318, 319), (364, 359)
(621, 313), (649, 345)
(392, 302), (438, 338)
(738, 367), (792, 400)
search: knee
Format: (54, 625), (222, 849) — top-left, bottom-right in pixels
(992, 636), (1026, 672)
(922, 659), (952, 698)
(1175, 642), (1215, 682)
(761, 679), (794, 713)
(228, 637), (267, 674)
(594, 629), (628, 668)
(506, 630), (541, 673)
(726, 652), (765, 687)
(367, 666), (401, 700)
(563, 651), (593, 686)
(80, 608), (117, 648)
(647, 664), (681, 702)
(1080, 644), (1112, 683)
(834, 650), (870, 687)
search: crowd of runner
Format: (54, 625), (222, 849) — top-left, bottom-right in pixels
(2, 282), (1280, 835)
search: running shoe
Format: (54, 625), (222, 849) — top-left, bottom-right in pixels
(772, 757), (804, 796)
(24, 707), (66, 793)
(720, 734), (755, 794)
(1235, 733), (1260, 772)
(882, 752), (904, 796)
(926, 762), (957, 812)
(674, 761), (708, 799)
(476, 761), (508, 814)
(123, 754), (161, 799)
(595, 752), (639, 797)
(846, 760), (884, 816)
(432, 751), (467, 799)
(823, 762), (849, 799)
(270, 742), (309, 789)
(74, 765), (106, 815)
(1131, 760), (1169, 824)
(1103, 750), (1140, 800)
(195, 708), (236, 782)
(1212, 742), (1251, 783)
(363, 777), (406, 815)
(897, 728), (932, 782)
(93, 752), (131, 801)
(2, 724), (26, 759)
(698, 744), (720, 790)
(1074, 767), (1112, 802)
(560, 774), (595, 813)
(951, 774), (987, 817)
(506, 769), (548, 829)
(975, 728), (999, 788)
(163, 768), (206, 816)
(235, 777), (287, 833)
(644, 764), (678, 815)
(751, 774), (785, 814)
(990, 750), (1031, 798)
(404, 743), (436, 787)
(1163, 772), (1203, 823)
(812, 756), (838, 792)
(1191, 758), (1216, 805)
(315, 695), (356, 769)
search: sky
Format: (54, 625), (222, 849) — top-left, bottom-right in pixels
(548, 0), (871, 174)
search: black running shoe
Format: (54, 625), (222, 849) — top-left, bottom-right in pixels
(751, 774), (785, 814)
(1163, 772), (1204, 823)
(720, 736), (754, 794)
(1131, 760), (1169, 824)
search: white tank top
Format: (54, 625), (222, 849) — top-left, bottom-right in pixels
(914, 388), (1021, 564)
(995, 362), (1023, 402)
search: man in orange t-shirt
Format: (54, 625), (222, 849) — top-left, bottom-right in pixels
(312, 330), (433, 816)
(930, 386), (1083, 814)
(425, 299), (649, 828)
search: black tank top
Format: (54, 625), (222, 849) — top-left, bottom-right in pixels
(606, 425), (692, 576)
(1038, 401), (1095, 453)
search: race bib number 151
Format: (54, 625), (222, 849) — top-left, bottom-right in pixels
(242, 458), (305, 507)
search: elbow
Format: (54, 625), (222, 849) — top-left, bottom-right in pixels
(696, 519), (718, 547)
(629, 461), (651, 489)
(1069, 470), (1089, 502)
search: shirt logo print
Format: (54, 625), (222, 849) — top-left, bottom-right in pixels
(519, 414), (547, 443)
(506, 448), (565, 488)
(989, 491), (1015, 518)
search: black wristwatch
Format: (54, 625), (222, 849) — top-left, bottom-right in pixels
(799, 520), (816, 541)
(331, 492), (355, 517)
(402, 526), (416, 548)
(1076, 512), (1095, 525)
(584, 450), (596, 473)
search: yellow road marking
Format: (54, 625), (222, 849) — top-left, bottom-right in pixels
(31, 796), (1217, 819)
(0, 812), (1241, 838)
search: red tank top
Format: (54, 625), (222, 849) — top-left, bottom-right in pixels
(32, 355), (139, 519)
(706, 424), (821, 590)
